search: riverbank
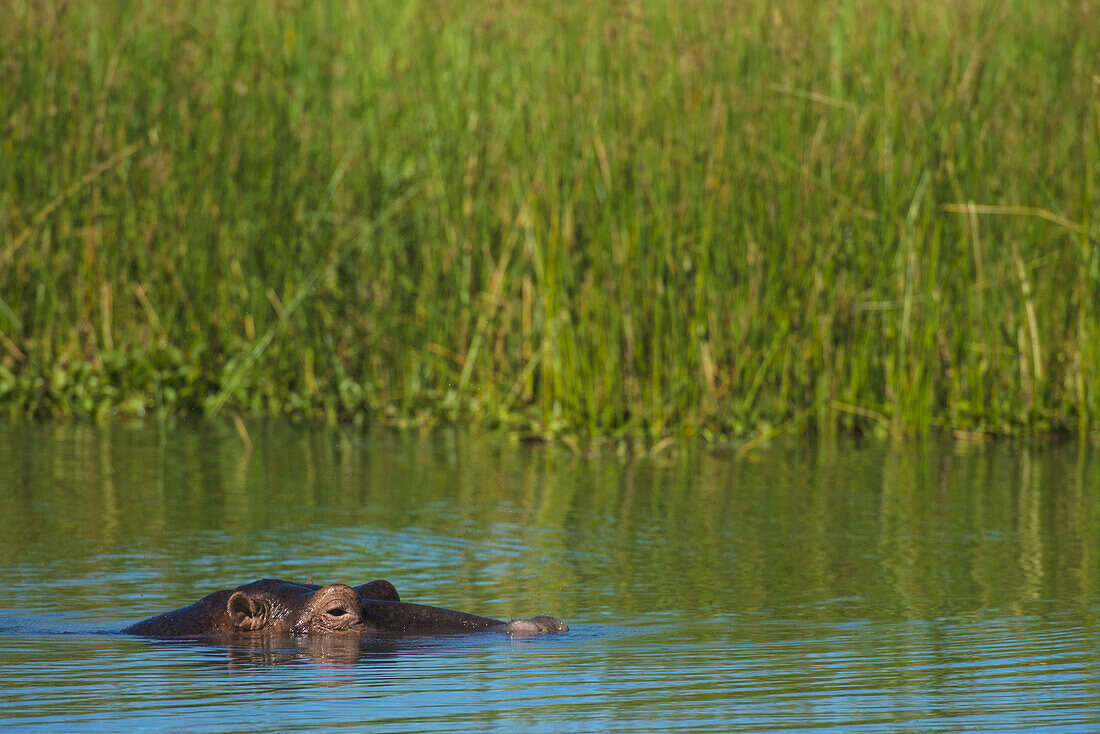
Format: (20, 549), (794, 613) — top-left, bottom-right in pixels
(2, 1), (1098, 443)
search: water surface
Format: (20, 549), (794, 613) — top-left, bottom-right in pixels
(2, 421), (1099, 731)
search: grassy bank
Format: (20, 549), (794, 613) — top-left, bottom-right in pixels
(1, 0), (1098, 443)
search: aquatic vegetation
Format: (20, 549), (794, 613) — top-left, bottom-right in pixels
(1, 0), (1098, 442)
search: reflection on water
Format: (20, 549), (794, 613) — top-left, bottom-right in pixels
(1, 420), (1100, 731)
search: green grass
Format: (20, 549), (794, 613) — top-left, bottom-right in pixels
(1, 0), (1098, 445)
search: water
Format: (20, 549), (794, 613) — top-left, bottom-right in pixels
(1, 420), (1099, 732)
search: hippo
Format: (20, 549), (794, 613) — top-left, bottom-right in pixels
(122, 579), (367, 637)
(123, 578), (568, 637)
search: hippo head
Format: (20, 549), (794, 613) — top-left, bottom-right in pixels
(228, 579), (366, 634)
(124, 579), (368, 637)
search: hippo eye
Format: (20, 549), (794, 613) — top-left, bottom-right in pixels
(325, 604), (349, 617)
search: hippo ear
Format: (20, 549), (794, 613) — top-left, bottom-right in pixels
(356, 580), (400, 602)
(227, 591), (266, 631)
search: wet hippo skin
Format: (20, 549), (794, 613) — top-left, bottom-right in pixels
(123, 578), (568, 637)
(122, 579), (367, 637)
(312, 578), (566, 634)
(362, 600), (569, 635)
(353, 579), (401, 602)
(299, 579), (401, 603)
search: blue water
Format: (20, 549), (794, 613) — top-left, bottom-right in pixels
(2, 421), (1100, 731)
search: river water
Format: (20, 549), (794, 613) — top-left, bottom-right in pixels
(1, 421), (1099, 732)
